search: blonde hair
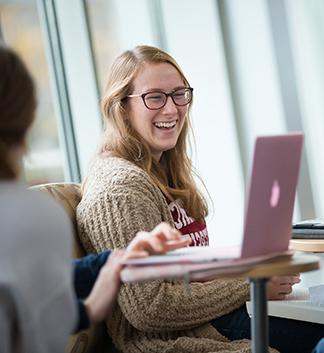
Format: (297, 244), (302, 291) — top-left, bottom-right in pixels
(100, 45), (208, 221)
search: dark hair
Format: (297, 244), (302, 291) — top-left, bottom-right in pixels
(0, 41), (36, 179)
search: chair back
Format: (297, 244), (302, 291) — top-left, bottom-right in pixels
(31, 183), (118, 353)
(32, 183), (85, 257)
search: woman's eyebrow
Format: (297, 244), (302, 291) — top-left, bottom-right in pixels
(142, 85), (187, 93)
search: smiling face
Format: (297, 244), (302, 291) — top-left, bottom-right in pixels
(126, 62), (189, 161)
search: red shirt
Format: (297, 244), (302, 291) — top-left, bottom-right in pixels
(169, 200), (209, 246)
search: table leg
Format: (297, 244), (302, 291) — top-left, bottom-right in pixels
(250, 278), (269, 353)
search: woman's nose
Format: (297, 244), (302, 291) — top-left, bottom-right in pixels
(162, 96), (178, 113)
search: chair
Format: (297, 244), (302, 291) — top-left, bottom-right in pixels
(31, 183), (120, 353)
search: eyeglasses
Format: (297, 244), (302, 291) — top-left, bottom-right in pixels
(126, 87), (193, 110)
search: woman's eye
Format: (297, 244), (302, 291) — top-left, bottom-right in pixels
(147, 94), (163, 101)
(173, 89), (186, 98)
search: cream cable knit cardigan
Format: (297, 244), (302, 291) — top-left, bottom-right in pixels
(77, 157), (278, 353)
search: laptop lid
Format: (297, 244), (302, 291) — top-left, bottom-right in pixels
(240, 132), (303, 259)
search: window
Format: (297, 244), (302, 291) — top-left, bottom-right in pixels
(85, 0), (121, 93)
(286, 0), (324, 217)
(85, 0), (157, 93)
(0, 1), (66, 185)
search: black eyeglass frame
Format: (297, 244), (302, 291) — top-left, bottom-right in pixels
(126, 87), (194, 110)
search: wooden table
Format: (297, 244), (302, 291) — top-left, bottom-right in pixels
(290, 239), (324, 252)
(239, 254), (319, 353)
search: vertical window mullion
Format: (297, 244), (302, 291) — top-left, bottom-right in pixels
(37, 0), (81, 182)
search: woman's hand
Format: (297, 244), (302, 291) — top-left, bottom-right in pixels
(84, 223), (189, 323)
(266, 274), (301, 300)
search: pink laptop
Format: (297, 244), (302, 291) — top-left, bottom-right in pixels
(240, 132), (303, 259)
(125, 132), (304, 265)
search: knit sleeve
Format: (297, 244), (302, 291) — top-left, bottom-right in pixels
(77, 175), (249, 332)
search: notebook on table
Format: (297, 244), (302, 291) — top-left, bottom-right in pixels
(121, 132), (304, 283)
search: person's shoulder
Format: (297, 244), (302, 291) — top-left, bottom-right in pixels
(1, 182), (69, 229)
(0, 181), (47, 210)
(0, 182), (72, 252)
(79, 156), (159, 210)
(88, 156), (152, 189)
(94, 156), (148, 178)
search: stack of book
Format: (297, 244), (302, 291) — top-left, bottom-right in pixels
(292, 218), (324, 239)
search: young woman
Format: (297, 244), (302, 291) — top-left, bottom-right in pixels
(0, 41), (189, 353)
(77, 45), (324, 353)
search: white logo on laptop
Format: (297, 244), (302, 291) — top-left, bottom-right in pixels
(270, 180), (280, 208)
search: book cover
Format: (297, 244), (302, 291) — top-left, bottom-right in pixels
(292, 218), (324, 239)
(292, 228), (324, 239)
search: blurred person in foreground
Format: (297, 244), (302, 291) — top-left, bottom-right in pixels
(0, 41), (189, 353)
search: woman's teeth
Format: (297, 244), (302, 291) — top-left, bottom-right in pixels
(154, 121), (177, 129)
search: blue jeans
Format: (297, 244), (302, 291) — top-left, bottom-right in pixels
(211, 305), (324, 353)
(312, 339), (324, 353)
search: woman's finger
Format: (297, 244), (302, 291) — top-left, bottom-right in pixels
(151, 223), (182, 241)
